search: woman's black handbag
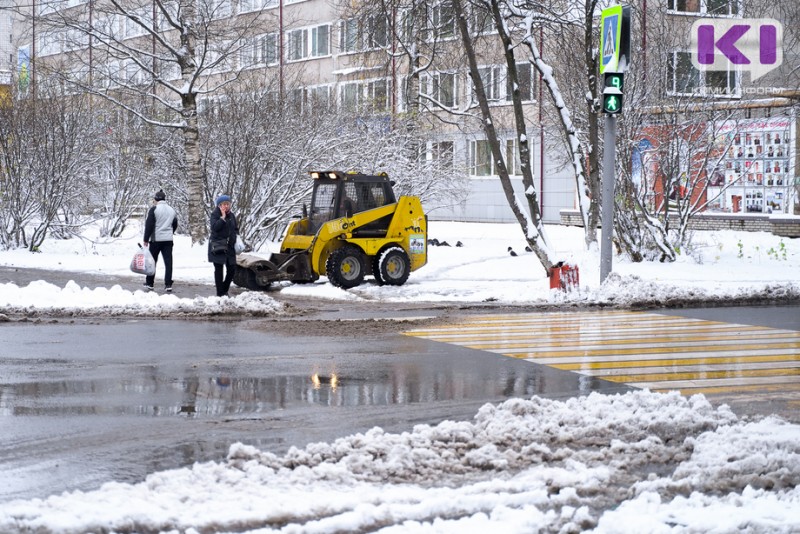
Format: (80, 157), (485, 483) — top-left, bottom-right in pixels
(210, 238), (228, 253)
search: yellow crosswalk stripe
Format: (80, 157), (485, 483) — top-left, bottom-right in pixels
(552, 353), (799, 370)
(405, 310), (800, 396)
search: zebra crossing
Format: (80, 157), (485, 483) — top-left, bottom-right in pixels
(404, 310), (800, 395)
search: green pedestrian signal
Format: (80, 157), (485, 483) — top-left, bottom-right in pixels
(602, 72), (624, 114)
(603, 94), (622, 113)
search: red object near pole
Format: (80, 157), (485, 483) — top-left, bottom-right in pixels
(549, 263), (580, 291)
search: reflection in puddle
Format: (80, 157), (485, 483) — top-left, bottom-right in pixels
(0, 360), (558, 418)
(311, 373), (338, 391)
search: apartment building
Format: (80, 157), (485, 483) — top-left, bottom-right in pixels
(4, 0), (798, 221)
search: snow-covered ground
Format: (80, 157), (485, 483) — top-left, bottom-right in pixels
(1, 220), (798, 314)
(0, 220), (799, 532)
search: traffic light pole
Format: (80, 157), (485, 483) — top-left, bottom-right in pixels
(600, 113), (616, 283)
(599, 3), (629, 284)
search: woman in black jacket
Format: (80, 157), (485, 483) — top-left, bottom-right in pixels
(208, 195), (238, 297)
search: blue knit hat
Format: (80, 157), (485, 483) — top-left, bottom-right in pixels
(215, 195), (231, 206)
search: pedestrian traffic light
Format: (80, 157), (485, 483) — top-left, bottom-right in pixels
(602, 93), (622, 114)
(602, 72), (624, 114)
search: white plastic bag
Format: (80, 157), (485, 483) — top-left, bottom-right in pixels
(234, 236), (246, 255)
(130, 245), (156, 276)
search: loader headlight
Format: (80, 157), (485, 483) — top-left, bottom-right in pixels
(328, 172), (338, 179)
(311, 172), (321, 179)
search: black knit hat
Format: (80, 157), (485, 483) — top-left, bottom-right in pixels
(154, 189), (166, 201)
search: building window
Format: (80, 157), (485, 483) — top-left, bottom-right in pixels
(705, 68), (738, 96)
(341, 82), (360, 111)
(123, 7), (151, 39)
(706, 0), (739, 16)
(669, 51), (700, 94)
(265, 33), (278, 64)
(473, 63), (535, 104)
(668, 0), (739, 15)
(432, 1), (455, 40)
(468, 139), (520, 176)
(287, 29), (307, 61)
(368, 79), (389, 111)
(339, 79), (390, 112)
(205, 41), (233, 74)
(307, 85), (333, 110)
(124, 59), (147, 85)
(421, 71), (457, 108)
(206, 0), (232, 20)
(340, 19), (359, 53)
(508, 62), (535, 102)
(469, 140), (493, 176)
(287, 25), (330, 61)
(477, 66), (502, 102)
(367, 16), (389, 49)
(241, 33), (278, 68)
(339, 16), (388, 53)
(311, 25), (329, 57)
(429, 141), (454, 168)
(159, 59), (181, 82)
(470, 4), (494, 35)
(668, 50), (739, 97)
(239, 0), (277, 14)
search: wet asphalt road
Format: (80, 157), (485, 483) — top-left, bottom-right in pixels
(0, 316), (631, 503)
(1, 266), (797, 504)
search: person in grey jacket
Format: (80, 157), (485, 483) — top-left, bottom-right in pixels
(143, 189), (178, 291)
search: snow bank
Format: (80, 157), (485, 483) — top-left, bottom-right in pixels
(2, 391), (797, 533)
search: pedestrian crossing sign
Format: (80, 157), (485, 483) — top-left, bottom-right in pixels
(600, 6), (622, 74)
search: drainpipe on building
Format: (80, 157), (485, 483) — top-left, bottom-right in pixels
(88, 0), (94, 90)
(32, 0), (36, 101)
(152, 0), (157, 97)
(279, 0), (284, 99)
(642, 0), (646, 85)
(391, 5), (397, 117)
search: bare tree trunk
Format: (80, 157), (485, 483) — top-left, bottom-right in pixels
(583, 0), (601, 243)
(453, 0), (553, 274)
(178, 0), (205, 244)
(489, 0), (540, 227)
(517, 16), (594, 248)
(183, 94), (206, 243)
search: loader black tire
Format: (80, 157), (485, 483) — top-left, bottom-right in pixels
(326, 245), (366, 289)
(376, 246), (410, 286)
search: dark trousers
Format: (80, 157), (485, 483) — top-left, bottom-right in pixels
(214, 262), (234, 296)
(146, 241), (174, 288)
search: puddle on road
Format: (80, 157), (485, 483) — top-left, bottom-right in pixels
(0, 360), (621, 417)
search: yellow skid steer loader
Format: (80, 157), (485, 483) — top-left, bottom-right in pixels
(234, 171), (427, 290)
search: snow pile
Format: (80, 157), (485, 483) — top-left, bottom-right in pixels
(558, 272), (800, 308)
(2, 391), (798, 533)
(0, 280), (284, 317)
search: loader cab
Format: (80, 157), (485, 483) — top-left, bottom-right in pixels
(308, 171), (397, 234)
